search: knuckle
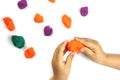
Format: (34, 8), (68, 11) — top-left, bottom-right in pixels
(93, 40), (99, 45)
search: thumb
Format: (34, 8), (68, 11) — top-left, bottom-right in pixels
(82, 47), (94, 58)
(66, 52), (75, 67)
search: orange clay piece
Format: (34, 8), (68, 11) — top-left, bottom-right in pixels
(34, 13), (44, 23)
(66, 39), (84, 53)
(24, 47), (35, 58)
(62, 14), (71, 28)
(48, 0), (55, 3)
(3, 17), (15, 31)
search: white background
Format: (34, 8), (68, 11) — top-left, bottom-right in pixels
(0, 0), (120, 80)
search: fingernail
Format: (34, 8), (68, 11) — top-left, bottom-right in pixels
(64, 40), (68, 42)
(80, 48), (84, 52)
(71, 52), (76, 55)
(74, 37), (78, 39)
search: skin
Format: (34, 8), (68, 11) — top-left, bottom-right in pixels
(51, 40), (75, 80)
(76, 37), (120, 70)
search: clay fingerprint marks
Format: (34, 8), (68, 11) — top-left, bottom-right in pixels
(80, 6), (88, 17)
(18, 0), (28, 9)
(62, 14), (72, 29)
(3, 17), (15, 31)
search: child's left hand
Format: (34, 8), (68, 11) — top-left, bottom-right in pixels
(51, 40), (75, 80)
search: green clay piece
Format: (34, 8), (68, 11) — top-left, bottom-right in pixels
(11, 35), (25, 49)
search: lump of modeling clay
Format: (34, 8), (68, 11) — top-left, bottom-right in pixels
(11, 35), (25, 49)
(44, 26), (53, 36)
(18, 0), (27, 9)
(34, 13), (44, 23)
(62, 14), (72, 28)
(24, 47), (35, 59)
(48, 0), (55, 3)
(3, 17), (15, 31)
(66, 39), (84, 53)
(80, 6), (88, 16)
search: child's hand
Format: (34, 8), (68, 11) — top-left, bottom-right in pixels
(51, 41), (75, 80)
(76, 37), (107, 64)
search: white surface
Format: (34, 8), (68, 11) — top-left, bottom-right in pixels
(0, 0), (120, 80)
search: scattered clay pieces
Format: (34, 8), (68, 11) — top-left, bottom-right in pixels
(24, 47), (35, 59)
(62, 14), (72, 29)
(34, 13), (44, 23)
(80, 6), (88, 16)
(11, 35), (25, 49)
(3, 17), (15, 31)
(44, 26), (53, 36)
(18, 0), (28, 9)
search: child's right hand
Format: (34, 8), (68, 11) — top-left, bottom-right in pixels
(76, 37), (107, 64)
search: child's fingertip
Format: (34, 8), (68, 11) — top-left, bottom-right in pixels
(64, 40), (69, 43)
(80, 47), (85, 53)
(66, 40), (69, 42)
(74, 36), (77, 39)
(74, 37), (80, 41)
(71, 52), (76, 55)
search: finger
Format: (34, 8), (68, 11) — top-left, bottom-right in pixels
(57, 40), (68, 58)
(66, 52), (75, 68)
(64, 48), (67, 55)
(82, 47), (95, 58)
(75, 37), (94, 44)
(53, 40), (68, 62)
(75, 37), (97, 50)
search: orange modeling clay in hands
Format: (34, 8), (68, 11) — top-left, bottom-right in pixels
(3, 17), (15, 31)
(24, 47), (35, 59)
(34, 13), (44, 23)
(66, 39), (84, 53)
(62, 14), (72, 28)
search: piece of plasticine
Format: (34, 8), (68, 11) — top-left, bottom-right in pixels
(11, 35), (25, 49)
(18, 0), (27, 9)
(44, 26), (53, 36)
(66, 39), (84, 53)
(48, 0), (55, 3)
(62, 14), (72, 28)
(24, 47), (35, 58)
(34, 13), (44, 23)
(80, 6), (88, 16)
(3, 17), (15, 31)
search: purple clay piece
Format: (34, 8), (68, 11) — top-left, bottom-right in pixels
(44, 26), (53, 36)
(18, 0), (27, 9)
(80, 6), (88, 16)
(21, 0), (26, 1)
